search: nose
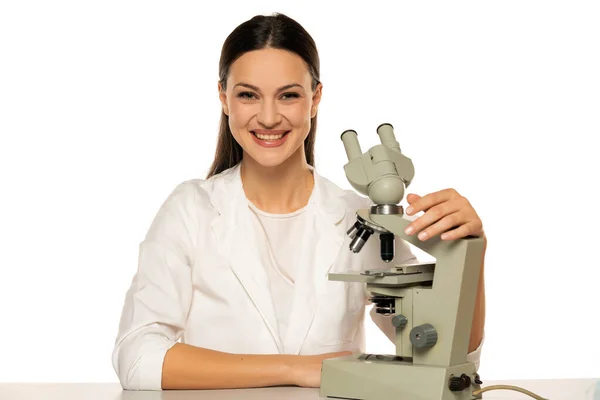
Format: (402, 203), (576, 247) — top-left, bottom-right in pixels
(257, 99), (281, 128)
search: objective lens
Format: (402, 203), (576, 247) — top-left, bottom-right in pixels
(349, 227), (373, 253)
(346, 221), (362, 238)
(380, 233), (395, 262)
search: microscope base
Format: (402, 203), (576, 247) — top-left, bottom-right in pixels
(320, 354), (482, 400)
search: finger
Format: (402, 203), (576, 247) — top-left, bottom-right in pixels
(414, 209), (464, 240)
(441, 220), (484, 240)
(405, 188), (459, 216)
(439, 221), (479, 240)
(405, 199), (463, 236)
(406, 193), (421, 205)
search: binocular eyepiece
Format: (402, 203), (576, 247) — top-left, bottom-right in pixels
(347, 219), (395, 262)
(341, 123), (400, 162)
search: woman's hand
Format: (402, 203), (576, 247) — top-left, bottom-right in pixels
(290, 351), (351, 387)
(403, 189), (484, 241)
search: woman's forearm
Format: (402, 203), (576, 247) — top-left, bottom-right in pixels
(161, 343), (296, 389)
(469, 264), (485, 353)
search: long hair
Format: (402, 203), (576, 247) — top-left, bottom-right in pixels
(206, 13), (321, 179)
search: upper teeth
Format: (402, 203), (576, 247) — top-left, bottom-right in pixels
(255, 132), (285, 140)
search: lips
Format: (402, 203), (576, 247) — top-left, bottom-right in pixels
(250, 129), (291, 148)
(250, 130), (290, 140)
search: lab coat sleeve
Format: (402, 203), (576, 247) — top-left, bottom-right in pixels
(466, 332), (484, 370)
(112, 181), (197, 390)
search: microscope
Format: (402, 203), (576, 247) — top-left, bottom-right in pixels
(320, 123), (486, 400)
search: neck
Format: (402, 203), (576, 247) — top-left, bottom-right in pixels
(241, 149), (314, 214)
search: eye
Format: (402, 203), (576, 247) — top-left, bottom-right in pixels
(237, 91), (256, 99)
(281, 92), (301, 100)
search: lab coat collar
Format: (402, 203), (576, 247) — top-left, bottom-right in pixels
(208, 163), (347, 354)
(208, 162), (346, 224)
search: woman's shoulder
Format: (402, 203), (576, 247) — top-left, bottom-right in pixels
(165, 165), (240, 211)
(168, 178), (209, 202)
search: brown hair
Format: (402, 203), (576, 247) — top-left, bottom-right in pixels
(206, 12), (321, 179)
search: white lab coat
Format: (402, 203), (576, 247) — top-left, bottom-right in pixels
(112, 163), (481, 390)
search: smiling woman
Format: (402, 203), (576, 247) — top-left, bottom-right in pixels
(208, 15), (322, 178)
(111, 11), (486, 393)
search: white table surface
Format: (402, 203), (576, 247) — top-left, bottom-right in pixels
(0, 379), (597, 400)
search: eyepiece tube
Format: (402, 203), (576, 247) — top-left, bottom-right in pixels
(376, 123), (400, 151)
(341, 129), (362, 161)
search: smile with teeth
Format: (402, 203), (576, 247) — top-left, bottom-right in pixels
(252, 131), (289, 140)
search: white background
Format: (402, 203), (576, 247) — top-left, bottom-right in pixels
(1, 0), (599, 383)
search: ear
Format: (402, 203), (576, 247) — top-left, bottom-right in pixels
(311, 82), (323, 118)
(218, 81), (229, 116)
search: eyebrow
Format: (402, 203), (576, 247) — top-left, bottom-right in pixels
(233, 82), (304, 92)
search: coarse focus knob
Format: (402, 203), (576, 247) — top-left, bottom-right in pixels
(392, 314), (408, 328)
(410, 324), (438, 348)
(448, 374), (472, 392)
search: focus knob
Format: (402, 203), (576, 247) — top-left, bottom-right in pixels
(448, 374), (471, 392)
(410, 324), (438, 348)
(392, 314), (408, 328)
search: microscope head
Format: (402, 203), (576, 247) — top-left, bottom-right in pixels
(341, 123), (414, 204)
(341, 123), (415, 262)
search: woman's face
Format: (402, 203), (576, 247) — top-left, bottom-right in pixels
(219, 48), (322, 168)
